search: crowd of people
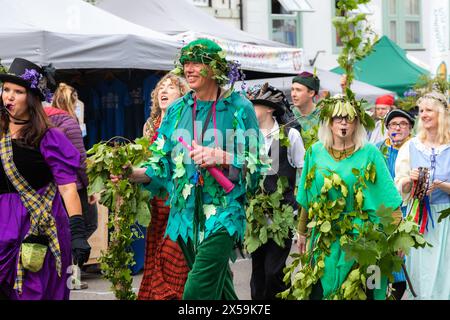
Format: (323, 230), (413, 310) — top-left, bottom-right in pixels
(0, 38), (449, 300)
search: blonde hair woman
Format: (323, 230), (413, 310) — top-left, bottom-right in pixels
(395, 91), (450, 300)
(51, 83), (77, 120)
(295, 93), (402, 300)
(138, 73), (189, 300)
(143, 74), (189, 140)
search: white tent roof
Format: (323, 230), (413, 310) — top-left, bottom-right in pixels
(0, 0), (181, 70)
(98, 0), (289, 47)
(235, 66), (395, 104)
(98, 0), (304, 74)
(176, 31), (304, 74)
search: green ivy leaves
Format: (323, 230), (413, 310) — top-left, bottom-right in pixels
(438, 207), (450, 223)
(281, 160), (430, 300)
(86, 136), (152, 300)
(245, 176), (296, 254)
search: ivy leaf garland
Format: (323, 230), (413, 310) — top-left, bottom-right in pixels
(336, 205), (430, 300)
(0, 59), (6, 74)
(280, 163), (430, 300)
(172, 43), (245, 88)
(86, 136), (152, 300)
(300, 125), (319, 152)
(245, 176), (296, 254)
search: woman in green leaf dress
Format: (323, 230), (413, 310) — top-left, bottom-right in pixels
(293, 92), (405, 300)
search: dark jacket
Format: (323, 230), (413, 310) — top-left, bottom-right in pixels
(44, 107), (88, 190)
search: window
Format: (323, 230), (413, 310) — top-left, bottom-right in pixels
(191, 0), (210, 7)
(278, 0), (313, 12)
(383, 0), (422, 49)
(269, 0), (303, 47)
(332, 0), (346, 51)
(331, 0), (373, 53)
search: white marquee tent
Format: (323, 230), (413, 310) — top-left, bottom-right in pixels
(98, 0), (305, 74)
(98, 0), (289, 47)
(0, 0), (181, 70)
(97, 0), (394, 101)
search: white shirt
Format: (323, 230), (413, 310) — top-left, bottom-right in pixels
(262, 118), (305, 169)
(368, 119), (388, 145)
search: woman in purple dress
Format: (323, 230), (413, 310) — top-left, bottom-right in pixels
(0, 58), (91, 300)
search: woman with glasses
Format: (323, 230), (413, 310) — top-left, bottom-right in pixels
(395, 91), (450, 299)
(378, 109), (415, 178)
(295, 93), (403, 299)
(376, 109), (415, 300)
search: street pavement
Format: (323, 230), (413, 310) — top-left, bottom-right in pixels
(70, 245), (298, 300)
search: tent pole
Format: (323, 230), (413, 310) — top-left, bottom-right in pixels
(239, 0), (244, 30)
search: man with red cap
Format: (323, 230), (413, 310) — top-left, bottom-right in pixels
(368, 94), (395, 144)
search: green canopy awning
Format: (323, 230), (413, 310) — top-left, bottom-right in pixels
(331, 35), (429, 97)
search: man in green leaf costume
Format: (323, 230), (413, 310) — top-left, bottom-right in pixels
(245, 83), (305, 299)
(136, 39), (266, 299)
(293, 91), (405, 300)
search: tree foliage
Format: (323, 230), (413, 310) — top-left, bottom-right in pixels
(333, 0), (378, 87)
(396, 74), (450, 111)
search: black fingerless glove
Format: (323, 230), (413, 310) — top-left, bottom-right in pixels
(69, 215), (91, 267)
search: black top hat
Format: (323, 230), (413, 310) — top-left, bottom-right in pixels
(247, 83), (289, 117)
(385, 109), (415, 128)
(0, 58), (54, 102)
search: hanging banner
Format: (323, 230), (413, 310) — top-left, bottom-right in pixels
(177, 31), (303, 74)
(429, 0), (449, 77)
(436, 61), (447, 80)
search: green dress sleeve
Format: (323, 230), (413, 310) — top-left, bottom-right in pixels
(362, 144), (402, 223)
(139, 98), (184, 197)
(296, 145), (314, 210)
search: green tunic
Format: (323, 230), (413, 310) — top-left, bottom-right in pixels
(141, 90), (265, 245)
(296, 142), (402, 299)
(292, 106), (320, 151)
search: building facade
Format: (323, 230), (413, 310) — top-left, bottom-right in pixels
(192, 0), (450, 77)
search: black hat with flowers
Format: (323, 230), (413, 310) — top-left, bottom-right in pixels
(0, 58), (55, 102)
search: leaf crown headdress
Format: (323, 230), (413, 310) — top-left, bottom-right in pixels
(317, 88), (375, 131)
(173, 38), (244, 87)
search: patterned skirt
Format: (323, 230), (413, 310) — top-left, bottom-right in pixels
(138, 197), (189, 300)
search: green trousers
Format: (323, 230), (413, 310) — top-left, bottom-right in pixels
(178, 229), (238, 300)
